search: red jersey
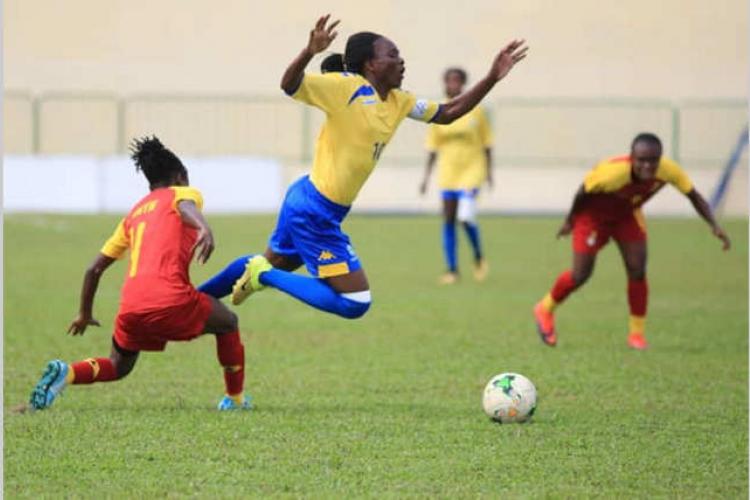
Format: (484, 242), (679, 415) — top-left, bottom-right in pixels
(100, 186), (204, 314)
(580, 155), (694, 221)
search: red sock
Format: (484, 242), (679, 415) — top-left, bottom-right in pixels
(550, 270), (578, 303)
(70, 358), (118, 384)
(216, 331), (245, 396)
(628, 279), (648, 317)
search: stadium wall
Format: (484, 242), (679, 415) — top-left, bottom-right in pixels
(5, 0), (747, 99)
(4, 155), (746, 217)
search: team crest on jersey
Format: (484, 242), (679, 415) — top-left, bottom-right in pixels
(586, 231), (598, 247)
(348, 85), (376, 106)
(318, 250), (336, 261)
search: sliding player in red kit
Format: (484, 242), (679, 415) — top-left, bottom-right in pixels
(29, 136), (251, 411)
(533, 133), (731, 350)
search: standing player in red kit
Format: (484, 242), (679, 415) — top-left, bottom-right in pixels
(533, 133), (731, 350)
(29, 137), (251, 411)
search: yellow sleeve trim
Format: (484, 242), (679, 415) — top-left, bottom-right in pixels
(170, 186), (204, 212)
(318, 261), (350, 278)
(100, 219), (129, 259)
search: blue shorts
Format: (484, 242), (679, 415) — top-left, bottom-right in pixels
(442, 188), (479, 201)
(269, 176), (362, 278)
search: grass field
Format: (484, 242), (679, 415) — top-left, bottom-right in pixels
(4, 213), (748, 497)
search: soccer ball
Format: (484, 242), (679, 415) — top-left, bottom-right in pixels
(482, 373), (537, 423)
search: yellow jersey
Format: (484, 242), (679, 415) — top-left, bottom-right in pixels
(581, 155), (693, 219)
(291, 72), (442, 205)
(426, 106), (493, 190)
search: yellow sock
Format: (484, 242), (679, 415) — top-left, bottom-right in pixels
(65, 368), (75, 384)
(229, 393), (245, 405)
(541, 293), (558, 312)
(629, 315), (646, 334)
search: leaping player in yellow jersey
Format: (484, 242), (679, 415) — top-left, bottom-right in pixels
(197, 15), (527, 319)
(420, 67), (494, 285)
(533, 133), (731, 350)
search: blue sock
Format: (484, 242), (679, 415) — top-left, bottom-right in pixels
(442, 222), (457, 272)
(197, 255), (253, 298)
(260, 269), (370, 319)
(463, 222), (483, 261)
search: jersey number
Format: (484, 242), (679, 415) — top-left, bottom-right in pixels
(128, 222), (146, 277)
(372, 142), (386, 161)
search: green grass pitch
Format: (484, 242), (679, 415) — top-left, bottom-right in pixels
(4, 214), (747, 497)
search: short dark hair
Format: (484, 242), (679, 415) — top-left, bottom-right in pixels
(443, 67), (468, 84)
(631, 132), (662, 152)
(321, 53), (345, 73)
(129, 136), (186, 186)
(344, 31), (382, 74)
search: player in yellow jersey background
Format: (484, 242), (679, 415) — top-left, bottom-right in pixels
(421, 68), (493, 284)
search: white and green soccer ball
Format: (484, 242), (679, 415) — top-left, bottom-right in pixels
(482, 373), (537, 423)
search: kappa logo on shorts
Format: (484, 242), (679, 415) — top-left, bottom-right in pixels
(318, 250), (336, 261)
(586, 231), (598, 247)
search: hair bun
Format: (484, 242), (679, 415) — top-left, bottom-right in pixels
(321, 53), (345, 73)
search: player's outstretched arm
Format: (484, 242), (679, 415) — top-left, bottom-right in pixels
(433, 40), (528, 125)
(68, 254), (115, 335)
(178, 200), (215, 264)
(557, 185), (587, 238)
(280, 14), (340, 95)
(686, 189), (731, 250)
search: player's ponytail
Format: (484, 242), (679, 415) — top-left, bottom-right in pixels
(344, 32), (382, 74)
(129, 135), (186, 186)
(321, 53), (345, 73)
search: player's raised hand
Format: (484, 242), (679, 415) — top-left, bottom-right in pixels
(556, 219), (573, 239)
(713, 225), (731, 251)
(307, 14), (340, 54)
(489, 39), (528, 82)
(68, 315), (100, 336)
(192, 226), (215, 264)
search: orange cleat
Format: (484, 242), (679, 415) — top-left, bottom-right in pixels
(627, 332), (648, 350)
(533, 302), (557, 347)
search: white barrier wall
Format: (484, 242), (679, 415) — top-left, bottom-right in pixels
(4, 156), (283, 213)
(5, 156), (744, 216)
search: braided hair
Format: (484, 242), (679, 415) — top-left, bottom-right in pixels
(129, 136), (187, 186)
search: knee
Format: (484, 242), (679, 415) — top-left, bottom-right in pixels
(572, 268), (592, 286)
(221, 311), (239, 334)
(627, 267), (646, 281)
(112, 358), (136, 379)
(340, 291), (372, 319)
(228, 311), (239, 331)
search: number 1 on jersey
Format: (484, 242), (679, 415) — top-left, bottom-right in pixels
(128, 222), (146, 277)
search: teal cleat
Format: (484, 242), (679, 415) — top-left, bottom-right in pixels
(217, 394), (253, 411)
(29, 360), (69, 410)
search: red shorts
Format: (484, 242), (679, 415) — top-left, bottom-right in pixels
(113, 292), (214, 352)
(572, 209), (647, 255)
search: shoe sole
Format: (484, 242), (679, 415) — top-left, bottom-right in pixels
(29, 361), (63, 410)
(231, 279), (254, 306)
